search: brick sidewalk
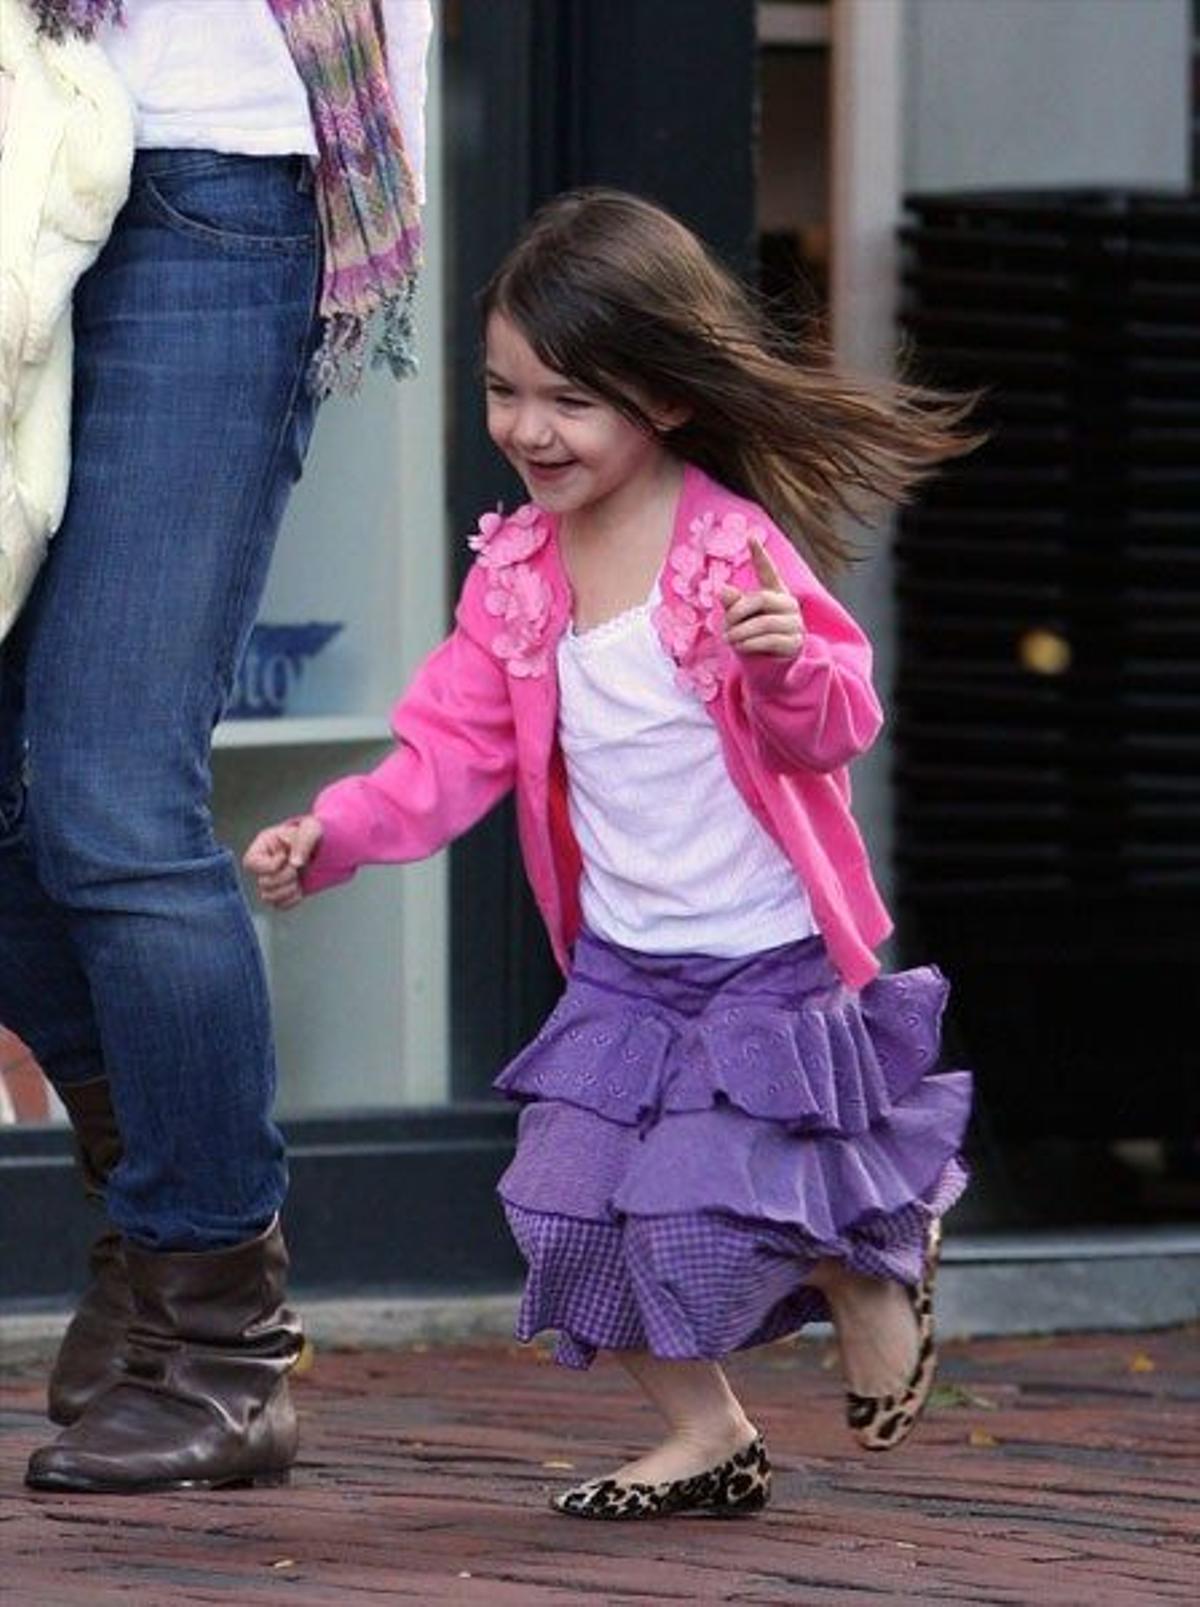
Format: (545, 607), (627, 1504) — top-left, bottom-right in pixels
(2, 1326), (1196, 1605)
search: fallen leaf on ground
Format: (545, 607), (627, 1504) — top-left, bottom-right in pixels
(1128, 1352), (1156, 1374)
(928, 1383), (998, 1411)
(968, 1428), (999, 1448)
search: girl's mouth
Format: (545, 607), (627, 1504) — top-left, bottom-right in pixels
(524, 459), (575, 480)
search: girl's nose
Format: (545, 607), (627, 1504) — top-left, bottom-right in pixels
(512, 408), (554, 450)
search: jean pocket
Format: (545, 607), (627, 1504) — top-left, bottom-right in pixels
(143, 156), (318, 256)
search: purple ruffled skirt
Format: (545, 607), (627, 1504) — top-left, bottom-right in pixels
(494, 930), (971, 1370)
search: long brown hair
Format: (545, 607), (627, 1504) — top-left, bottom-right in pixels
(481, 188), (979, 579)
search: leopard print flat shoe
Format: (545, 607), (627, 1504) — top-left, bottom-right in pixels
(845, 1217), (942, 1452)
(551, 1433), (771, 1520)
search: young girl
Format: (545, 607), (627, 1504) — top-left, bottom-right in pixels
(246, 189), (975, 1520)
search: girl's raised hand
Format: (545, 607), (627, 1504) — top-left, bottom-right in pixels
(243, 815), (324, 910)
(720, 538), (804, 659)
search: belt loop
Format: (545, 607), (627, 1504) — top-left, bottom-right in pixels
(295, 157), (315, 195)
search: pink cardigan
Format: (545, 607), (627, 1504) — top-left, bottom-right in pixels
(304, 462), (892, 988)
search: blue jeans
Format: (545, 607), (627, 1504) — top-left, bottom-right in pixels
(0, 150), (321, 1249)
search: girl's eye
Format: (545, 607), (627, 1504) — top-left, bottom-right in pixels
(485, 382), (514, 400)
(557, 396), (591, 412)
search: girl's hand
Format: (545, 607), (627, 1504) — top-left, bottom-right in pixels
(720, 539), (805, 659)
(243, 815), (324, 910)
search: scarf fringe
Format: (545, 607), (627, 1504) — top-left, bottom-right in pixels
(309, 277), (419, 399)
(31, 0), (123, 40)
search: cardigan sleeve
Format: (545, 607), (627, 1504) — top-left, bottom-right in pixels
(733, 534), (884, 775)
(302, 564), (517, 893)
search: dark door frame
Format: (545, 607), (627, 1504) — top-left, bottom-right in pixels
(446, 0), (759, 1096)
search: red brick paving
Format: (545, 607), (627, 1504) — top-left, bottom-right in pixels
(3, 1326), (1197, 1605)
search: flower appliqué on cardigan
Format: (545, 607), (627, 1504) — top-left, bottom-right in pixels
(468, 503), (553, 677)
(652, 509), (759, 701)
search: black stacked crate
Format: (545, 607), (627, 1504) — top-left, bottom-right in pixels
(895, 190), (1200, 1138)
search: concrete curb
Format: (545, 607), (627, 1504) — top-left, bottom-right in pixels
(3, 1231), (1197, 1367)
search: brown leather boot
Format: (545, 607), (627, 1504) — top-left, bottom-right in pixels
(48, 1078), (134, 1425)
(26, 1218), (303, 1493)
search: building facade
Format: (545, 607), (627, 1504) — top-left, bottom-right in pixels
(2, 0), (1193, 1304)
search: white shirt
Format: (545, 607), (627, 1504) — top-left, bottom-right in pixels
(556, 594), (818, 957)
(97, 0), (432, 198)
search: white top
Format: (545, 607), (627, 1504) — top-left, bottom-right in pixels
(556, 594), (818, 957)
(97, 0), (432, 198)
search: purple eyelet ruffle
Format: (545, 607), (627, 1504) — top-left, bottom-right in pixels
(495, 954), (951, 1139)
(493, 930), (972, 1368)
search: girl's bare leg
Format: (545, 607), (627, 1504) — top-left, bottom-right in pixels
(807, 1259), (918, 1395)
(601, 1352), (758, 1484)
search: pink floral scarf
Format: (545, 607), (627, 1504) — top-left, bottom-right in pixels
(31, 0), (423, 396)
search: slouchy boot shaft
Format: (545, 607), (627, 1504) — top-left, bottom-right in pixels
(48, 1076), (134, 1425)
(26, 1219), (303, 1492)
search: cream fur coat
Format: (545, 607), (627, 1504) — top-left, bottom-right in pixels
(0, 0), (132, 642)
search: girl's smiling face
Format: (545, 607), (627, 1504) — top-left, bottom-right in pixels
(484, 312), (676, 520)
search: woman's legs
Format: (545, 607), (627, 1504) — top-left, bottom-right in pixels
(0, 149), (320, 1250)
(10, 148), (322, 1491)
